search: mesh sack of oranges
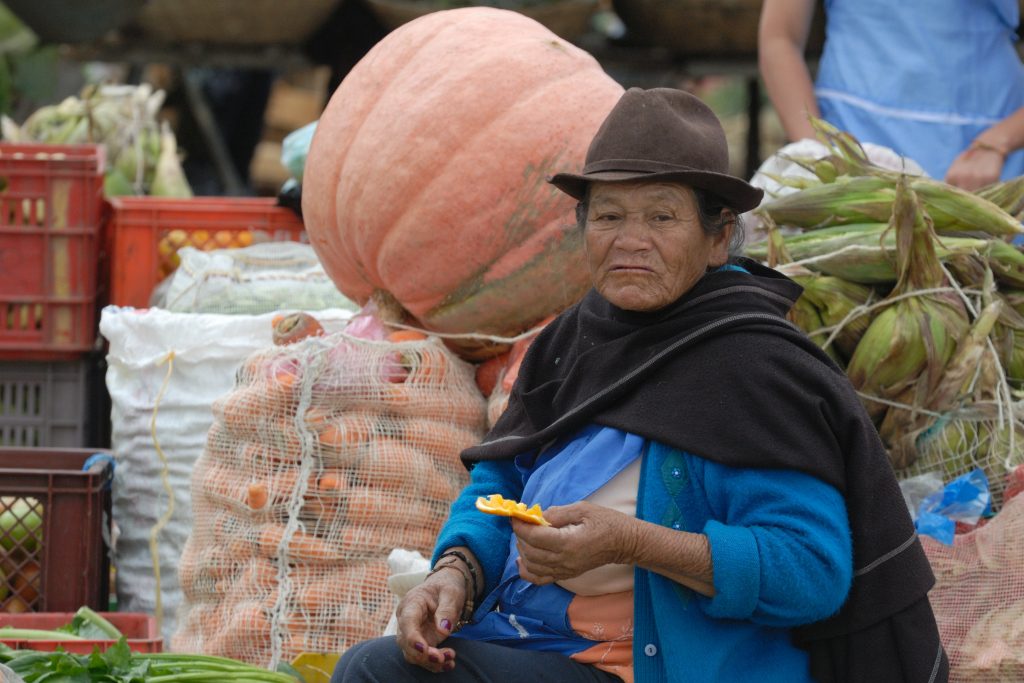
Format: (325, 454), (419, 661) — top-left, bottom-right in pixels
(171, 308), (486, 667)
(923, 481), (1024, 681)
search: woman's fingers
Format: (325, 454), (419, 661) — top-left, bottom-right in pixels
(517, 555), (558, 584)
(394, 569), (468, 672)
(513, 502), (637, 584)
(433, 573), (467, 636)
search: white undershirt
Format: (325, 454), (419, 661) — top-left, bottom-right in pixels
(555, 458), (641, 596)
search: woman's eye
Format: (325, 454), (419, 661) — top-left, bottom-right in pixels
(651, 214), (674, 223)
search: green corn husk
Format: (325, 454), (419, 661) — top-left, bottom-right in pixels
(759, 175), (896, 230)
(1003, 290), (1024, 316)
(760, 175), (1024, 238)
(846, 176), (970, 424)
(787, 285), (846, 366)
(747, 223), (900, 284)
(882, 299), (1001, 467)
(767, 230), (847, 366)
(746, 223), (888, 261)
(761, 172), (824, 192)
(992, 296), (1024, 387)
(770, 153), (855, 184)
(795, 274), (874, 359)
(984, 240), (1024, 290)
(747, 223), (999, 285)
(977, 176), (1024, 220)
(809, 116), (874, 169)
(909, 177), (1024, 238)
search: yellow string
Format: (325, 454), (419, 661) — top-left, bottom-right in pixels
(149, 351), (176, 635)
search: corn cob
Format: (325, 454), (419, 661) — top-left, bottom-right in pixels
(784, 281), (846, 366)
(909, 177), (1024, 237)
(747, 224), (994, 285)
(759, 176), (896, 230)
(883, 299), (1001, 469)
(846, 176), (969, 424)
(797, 275), (874, 360)
(992, 296), (1024, 387)
(1003, 290), (1024, 316)
(984, 240), (1024, 290)
(977, 176), (1024, 220)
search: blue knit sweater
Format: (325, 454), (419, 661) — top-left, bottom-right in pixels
(434, 434), (853, 683)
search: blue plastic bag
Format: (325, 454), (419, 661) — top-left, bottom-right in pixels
(915, 468), (992, 545)
(281, 121), (318, 182)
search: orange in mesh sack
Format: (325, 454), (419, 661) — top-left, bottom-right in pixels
(173, 311), (486, 667)
(923, 479), (1024, 681)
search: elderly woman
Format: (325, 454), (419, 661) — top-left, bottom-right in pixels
(332, 88), (947, 683)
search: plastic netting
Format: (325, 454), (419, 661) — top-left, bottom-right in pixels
(924, 484), (1024, 681)
(899, 405), (1024, 511)
(101, 307), (353, 642)
(171, 327), (486, 666)
(160, 242), (358, 315)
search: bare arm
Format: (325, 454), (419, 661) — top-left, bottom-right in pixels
(759, 0), (821, 141)
(946, 107), (1024, 190)
(626, 518), (715, 596)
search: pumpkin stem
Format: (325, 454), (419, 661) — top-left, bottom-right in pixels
(371, 289), (413, 326)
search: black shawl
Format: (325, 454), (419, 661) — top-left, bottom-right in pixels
(464, 259), (948, 683)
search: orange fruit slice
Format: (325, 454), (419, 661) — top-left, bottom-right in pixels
(475, 493), (549, 526)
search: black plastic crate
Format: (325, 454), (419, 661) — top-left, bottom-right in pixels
(0, 359), (91, 448)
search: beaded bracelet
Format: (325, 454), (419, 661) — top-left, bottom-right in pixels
(436, 549), (481, 602)
(426, 562), (475, 625)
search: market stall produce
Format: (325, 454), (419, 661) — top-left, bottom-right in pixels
(924, 481), (1024, 681)
(749, 118), (1024, 507)
(2, 84), (192, 197)
(172, 309), (486, 668)
(100, 307), (354, 643)
(302, 7), (623, 359)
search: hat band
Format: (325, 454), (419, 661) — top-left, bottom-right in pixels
(583, 158), (715, 175)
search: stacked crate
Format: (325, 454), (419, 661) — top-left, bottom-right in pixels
(0, 143), (112, 614)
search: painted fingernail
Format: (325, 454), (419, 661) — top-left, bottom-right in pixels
(440, 619), (452, 631)
(413, 642), (425, 653)
(444, 651), (453, 661)
(429, 654), (439, 663)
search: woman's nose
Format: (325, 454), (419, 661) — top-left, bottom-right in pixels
(614, 213), (653, 245)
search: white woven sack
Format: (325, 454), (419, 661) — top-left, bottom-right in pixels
(160, 242), (358, 315)
(743, 138), (928, 243)
(100, 306), (354, 642)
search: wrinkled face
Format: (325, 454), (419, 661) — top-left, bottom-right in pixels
(584, 181), (733, 311)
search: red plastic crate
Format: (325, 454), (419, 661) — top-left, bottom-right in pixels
(0, 143), (105, 361)
(0, 611), (162, 653)
(0, 448), (112, 614)
(105, 196), (306, 308)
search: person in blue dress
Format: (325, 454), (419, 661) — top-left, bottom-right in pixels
(332, 88), (947, 682)
(759, 0), (1024, 192)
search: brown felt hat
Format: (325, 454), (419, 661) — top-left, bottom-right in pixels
(549, 87), (763, 212)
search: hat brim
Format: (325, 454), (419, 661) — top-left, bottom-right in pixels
(548, 169), (764, 214)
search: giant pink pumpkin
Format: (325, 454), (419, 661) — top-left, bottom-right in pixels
(302, 7), (623, 354)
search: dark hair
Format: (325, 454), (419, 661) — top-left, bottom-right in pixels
(575, 184), (747, 258)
